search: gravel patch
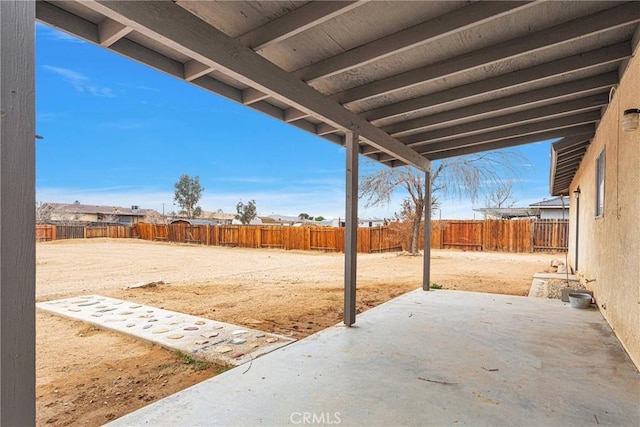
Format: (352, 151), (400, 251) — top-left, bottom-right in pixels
(547, 278), (585, 299)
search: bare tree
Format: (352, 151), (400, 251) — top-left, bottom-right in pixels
(35, 201), (54, 224)
(360, 167), (427, 254)
(360, 151), (525, 254)
(485, 179), (517, 209)
(143, 210), (168, 225)
(100, 213), (120, 224)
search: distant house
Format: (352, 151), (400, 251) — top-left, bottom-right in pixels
(329, 218), (386, 228)
(268, 214), (308, 226)
(258, 216), (280, 225)
(169, 218), (218, 226)
(46, 202), (146, 225)
(201, 211), (236, 225)
(528, 197), (570, 219)
(231, 217), (263, 225)
(474, 196), (570, 220)
(359, 218), (386, 228)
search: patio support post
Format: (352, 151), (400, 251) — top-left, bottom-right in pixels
(0, 0), (36, 425)
(344, 130), (359, 326)
(423, 170), (431, 291)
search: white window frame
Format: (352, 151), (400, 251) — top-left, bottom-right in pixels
(595, 148), (605, 218)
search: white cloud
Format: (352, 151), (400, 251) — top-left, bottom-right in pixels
(43, 65), (115, 97)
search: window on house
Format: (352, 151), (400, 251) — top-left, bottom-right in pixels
(595, 148), (605, 217)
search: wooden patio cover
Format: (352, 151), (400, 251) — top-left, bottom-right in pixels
(1, 2), (639, 422)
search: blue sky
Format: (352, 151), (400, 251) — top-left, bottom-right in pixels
(36, 23), (555, 219)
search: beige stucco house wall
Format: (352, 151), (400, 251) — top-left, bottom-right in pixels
(567, 49), (640, 368)
(50, 212), (98, 223)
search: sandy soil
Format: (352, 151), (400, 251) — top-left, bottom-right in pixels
(36, 239), (556, 426)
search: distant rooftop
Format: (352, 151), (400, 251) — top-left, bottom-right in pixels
(529, 196), (570, 208)
(170, 219), (219, 226)
(473, 196), (570, 219)
(46, 202), (146, 216)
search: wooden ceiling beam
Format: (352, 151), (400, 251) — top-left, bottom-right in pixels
(332, 2), (640, 105)
(237, 1), (363, 51)
(82, 0), (430, 170)
(295, 1), (532, 83)
(98, 17), (131, 47)
(365, 42), (630, 125)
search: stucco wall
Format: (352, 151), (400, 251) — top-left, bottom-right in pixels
(539, 209), (569, 220)
(51, 213), (97, 222)
(568, 50), (640, 368)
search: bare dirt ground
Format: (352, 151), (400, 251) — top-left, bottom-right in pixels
(36, 238), (556, 426)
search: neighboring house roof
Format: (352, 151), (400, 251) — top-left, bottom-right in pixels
(46, 202), (146, 216)
(259, 216), (279, 224)
(473, 208), (536, 219)
(231, 218), (263, 225)
(202, 211), (236, 221)
(528, 196), (570, 208)
(474, 197), (570, 219)
(268, 214), (306, 223)
(170, 219), (219, 226)
(268, 214), (327, 224)
(141, 208), (162, 216)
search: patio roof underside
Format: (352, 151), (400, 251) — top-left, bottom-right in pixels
(38, 1), (640, 178)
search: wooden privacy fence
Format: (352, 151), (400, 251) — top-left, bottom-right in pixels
(35, 224), (56, 241)
(35, 224), (135, 241)
(37, 219), (569, 253)
(134, 220), (567, 253)
(530, 219), (570, 252)
(426, 219), (568, 253)
(84, 225), (135, 239)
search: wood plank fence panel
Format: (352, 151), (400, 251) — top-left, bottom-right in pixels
(183, 225), (203, 244)
(40, 221), (568, 254)
(283, 227), (310, 251)
(260, 227), (283, 248)
(311, 228), (339, 251)
(430, 221), (443, 249)
(55, 225), (85, 240)
(85, 226), (107, 238)
(532, 219), (568, 251)
(154, 224), (168, 241)
(369, 227), (402, 253)
(442, 221), (484, 250)
(85, 225), (133, 239)
(208, 225), (219, 246)
(35, 224), (55, 241)
(237, 226), (261, 248)
(219, 225), (239, 246)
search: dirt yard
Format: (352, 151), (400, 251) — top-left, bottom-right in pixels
(36, 238), (557, 426)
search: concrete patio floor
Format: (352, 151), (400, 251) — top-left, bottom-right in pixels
(110, 290), (640, 427)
